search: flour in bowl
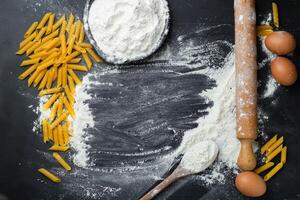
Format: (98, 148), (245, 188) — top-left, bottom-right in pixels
(88, 0), (170, 64)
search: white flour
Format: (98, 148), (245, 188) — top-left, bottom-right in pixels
(88, 0), (169, 64)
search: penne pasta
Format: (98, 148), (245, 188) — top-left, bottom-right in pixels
(39, 87), (62, 96)
(34, 27), (47, 42)
(266, 144), (283, 163)
(73, 45), (86, 53)
(63, 51), (81, 63)
(86, 48), (102, 63)
(266, 136), (284, 156)
(62, 95), (75, 118)
(60, 20), (67, 36)
(74, 21), (81, 41)
(52, 65), (58, 80)
(43, 38), (60, 50)
(254, 162), (274, 174)
(62, 64), (68, 87)
(66, 13), (74, 32)
(53, 15), (65, 31)
(53, 152), (71, 171)
(272, 2), (279, 28)
(63, 124), (69, 145)
(281, 146), (287, 164)
(50, 111), (68, 129)
(37, 59), (54, 72)
(38, 70), (49, 90)
(18, 63), (38, 80)
(46, 13), (55, 34)
(29, 51), (49, 59)
(42, 119), (48, 143)
(47, 121), (53, 141)
(78, 22), (85, 43)
(26, 41), (42, 56)
(33, 69), (47, 87)
(67, 35), (76, 55)
(58, 125), (64, 146)
(53, 127), (59, 146)
(264, 162), (283, 181)
(20, 58), (40, 67)
(60, 34), (67, 56)
(57, 67), (62, 87)
(66, 120), (73, 136)
(24, 21), (38, 38)
(67, 75), (75, 94)
(50, 101), (59, 122)
(49, 145), (69, 152)
(64, 85), (74, 104)
(46, 67), (55, 89)
(78, 42), (93, 49)
(42, 30), (59, 43)
(68, 69), (81, 85)
(20, 31), (37, 49)
(67, 64), (88, 72)
(68, 24), (76, 41)
(28, 68), (41, 87)
(43, 93), (60, 110)
(37, 12), (52, 29)
(38, 168), (61, 183)
(68, 58), (81, 64)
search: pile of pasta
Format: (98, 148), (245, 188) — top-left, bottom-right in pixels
(17, 12), (102, 183)
(254, 135), (287, 181)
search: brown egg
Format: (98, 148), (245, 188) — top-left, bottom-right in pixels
(271, 57), (298, 86)
(265, 31), (296, 55)
(235, 172), (266, 197)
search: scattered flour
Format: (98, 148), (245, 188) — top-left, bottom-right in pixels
(88, 0), (169, 64)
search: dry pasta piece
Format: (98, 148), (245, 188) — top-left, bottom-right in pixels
(38, 70), (49, 90)
(67, 75), (75, 94)
(60, 20), (67, 36)
(17, 41), (35, 55)
(20, 58), (40, 67)
(24, 21), (38, 37)
(49, 145), (69, 152)
(74, 21), (81, 41)
(86, 47), (103, 63)
(34, 27), (47, 42)
(261, 134), (278, 154)
(63, 124), (69, 145)
(264, 162), (283, 181)
(257, 29), (273, 37)
(78, 42), (93, 49)
(50, 111), (68, 129)
(266, 144), (283, 163)
(67, 35), (76, 55)
(68, 58), (81, 64)
(28, 68), (41, 87)
(33, 69), (47, 87)
(62, 64), (68, 87)
(266, 136), (283, 156)
(37, 12), (52, 29)
(53, 152), (71, 171)
(46, 13), (55, 34)
(68, 24), (76, 42)
(43, 38), (60, 50)
(53, 65), (58, 80)
(272, 2), (279, 28)
(42, 119), (48, 143)
(57, 67), (63, 87)
(39, 87), (62, 96)
(68, 69), (81, 85)
(50, 101), (59, 121)
(46, 67), (55, 89)
(58, 125), (64, 146)
(68, 64), (88, 72)
(38, 168), (61, 183)
(30, 51), (49, 59)
(78, 22), (85, 43)
(53, 127), (59, 146)
(19, 31), (37, 49)
(66, 120), (73, 136)
(254, 162), (274, 174)
(64, 85), (74, 104)
(26, 41), (42, 56)
(47, 121), (53, 141)
(281, 146), (287, 164)
(37, 59), (54, 71)
(42, 30), (59, 43)
(18, 64), (38, 80)
(43, 93), (60, 110)
(57, 95), (63, 116)
(60, 34), (67, 56)
(62, 95), (75, 118)
(53, 15), (65, 31)
(73, 45), (86, 53)
(64, 51), (81, 63)
(67, 13), (74, 32)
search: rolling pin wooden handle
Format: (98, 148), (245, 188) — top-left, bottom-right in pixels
(139, 172), (178, 200)
(237, 139), (257, 171)
(235, 0), (258, 171)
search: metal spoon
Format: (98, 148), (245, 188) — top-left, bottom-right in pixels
(140, 140), (219, 200)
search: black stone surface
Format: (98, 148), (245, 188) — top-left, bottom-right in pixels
(0, 0), (300, 199)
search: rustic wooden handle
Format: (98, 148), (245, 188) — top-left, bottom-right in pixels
(234, 0), (258, 171)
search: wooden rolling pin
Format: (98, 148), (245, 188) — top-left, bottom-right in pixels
(234, 0), (258, 171)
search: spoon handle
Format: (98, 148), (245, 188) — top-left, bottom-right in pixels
(139, 171), (179, 200)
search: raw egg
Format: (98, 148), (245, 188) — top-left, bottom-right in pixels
(265, 31), (296, 55)
(271, 57), (298, 86)
(235, 171), (267, 197)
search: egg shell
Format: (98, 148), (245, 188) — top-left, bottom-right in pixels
(271, 57), (298, 86)
(235, 171), (267, 197)
(265, 31), (296, 55)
